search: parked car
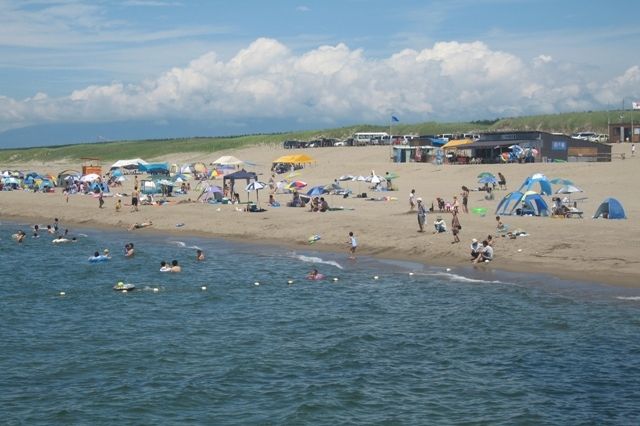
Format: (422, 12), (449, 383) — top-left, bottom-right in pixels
(571, 132), (597, 141)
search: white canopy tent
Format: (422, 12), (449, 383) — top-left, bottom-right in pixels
(212, 155), (244, 166)
(110, 158), (149, 169)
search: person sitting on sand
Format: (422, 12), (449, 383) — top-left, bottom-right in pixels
(196, 249), (205, 261)
(268, 194), (280, 207)
(170, 260), (181, 273)
(309, 197), (319, 212)
(160, 261), (172, 272)
(433, 216), (447, 233)
(496, 216), (508, 233)
(129, 220), (153, 231)
(470, 238), (481, 259)
(319, 197), (329, 212)
(473, 240), (494, 264)
(115, 199), (122, 212)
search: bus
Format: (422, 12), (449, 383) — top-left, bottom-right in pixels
(352, 132), (389, 146)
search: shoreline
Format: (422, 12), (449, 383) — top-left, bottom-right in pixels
(3, 210), (638, 288)
(2, 144), (638, 289)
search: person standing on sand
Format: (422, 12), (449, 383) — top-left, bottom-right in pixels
(131, 186), (139, 212)
(98, 190), (104, 209)
(347, 231), (357, 259)
(461, 186), (469, 214)
(416, 198), (427, 232)
(409, 189), (416, 211)
(451, 210), (461, 244)
(632, 143), (636, 157)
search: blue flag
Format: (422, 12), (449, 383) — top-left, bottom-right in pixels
(391, 115), (399, 122)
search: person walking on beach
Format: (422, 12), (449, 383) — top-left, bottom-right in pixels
(461, 186), (469, 214)
(131, 186), (139, 212)
(632, 143), (636, 157)
(416, 198), (427, 232)
(347, 231), (357, 259)
(451, 210), (461, 244)
(409, 189), (416, 211)
(498, 172), (507, 190)
(98, 190), (104, 209)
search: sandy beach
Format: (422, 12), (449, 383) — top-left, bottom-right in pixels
(1, 143), (638, 286)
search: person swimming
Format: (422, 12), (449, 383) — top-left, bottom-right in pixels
(170, 260), (181, 273)
(160, 261), (172, 272)
(196, 249), (205, 261)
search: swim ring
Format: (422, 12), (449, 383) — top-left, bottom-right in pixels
(89, 255), (110, 263)
(113, 282), (135, 291)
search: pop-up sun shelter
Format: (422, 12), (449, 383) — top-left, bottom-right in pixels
(593, 198), (626, 219)
(496, 191), (549, 216)
(518, 173), (553, 195)
(223, 169), (257, 201)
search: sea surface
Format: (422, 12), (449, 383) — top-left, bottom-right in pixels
(0, 221), (639, 425)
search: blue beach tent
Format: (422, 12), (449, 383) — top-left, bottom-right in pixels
(593, 198), (626, 219)
(496, 191), (524, 216)
(518, 173), (553, 195)
(520, 192), (549, 216)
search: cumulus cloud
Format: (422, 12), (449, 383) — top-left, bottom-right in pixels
(0, 37), (638, 132)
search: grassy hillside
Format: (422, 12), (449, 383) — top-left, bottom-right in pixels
(1, 110), (638, 163)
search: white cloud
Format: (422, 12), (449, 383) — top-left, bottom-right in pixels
(0, 37), (638, 132)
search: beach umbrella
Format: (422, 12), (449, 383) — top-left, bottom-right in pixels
(549, 178), (574, 186)
(478, 175), (498, 184)
(556, 185), (583, 194)
(246, 181), (266, 205)
(80, 173), (100, 182)
(287, 180), (307, 190)
(477, 172), (495, 178)
(306, 185), (327, 196)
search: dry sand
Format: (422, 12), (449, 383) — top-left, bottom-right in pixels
(1, 143), (638, 286)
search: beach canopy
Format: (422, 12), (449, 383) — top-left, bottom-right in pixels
(593, 198), (626, 219)
(306, 185), (328, 196)
(273, 154), (315, 164)
(213, 155), (244, 166)
(520, 192), (550, 216)
(110, 158), (148, 170)
(518, 173), (552, 195)
(139, 162), (169, 174)
(442, 139), (473, 150)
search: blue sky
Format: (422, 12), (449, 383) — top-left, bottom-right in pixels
(1, 0), (639, 147)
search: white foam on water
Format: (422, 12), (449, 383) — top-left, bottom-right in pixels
(77, 233), (88, 237)
(188, 245), (201, 250)
(170, 241), (187, 247)
(418, 271), (505, 285)
(294, 254), (343, 270)
(616, 296), (640, 301)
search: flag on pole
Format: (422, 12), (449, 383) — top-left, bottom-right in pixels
(391, 115), (400, 122)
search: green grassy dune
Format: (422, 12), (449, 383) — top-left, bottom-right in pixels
(1, 109), (637, 163)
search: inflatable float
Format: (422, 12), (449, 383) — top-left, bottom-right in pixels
(89, 255), (110, 263)
(113, 282), (135, 291)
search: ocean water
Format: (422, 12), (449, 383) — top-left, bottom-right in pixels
(1, 221), (639, 425)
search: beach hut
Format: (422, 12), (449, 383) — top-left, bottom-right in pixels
(593, 198), (627, 219)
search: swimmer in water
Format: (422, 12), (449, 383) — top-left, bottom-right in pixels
(160, 261), (172, 272)
(196, 249), (205, 261)
(170, 260), (181, 273)
(124, 243), (135, 257)
(307, 268), (320, 279)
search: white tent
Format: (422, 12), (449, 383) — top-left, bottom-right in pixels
(212, 155), (244, 166)
(110, 158), (148, 169)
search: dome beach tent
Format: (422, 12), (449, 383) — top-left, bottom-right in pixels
(496, 191), (525, 216)
(518, 173), (553, 195)
(496, 191), (549, 216)
(593, 198), (626, 219)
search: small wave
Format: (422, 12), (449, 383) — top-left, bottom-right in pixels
(170, 241), (187, 247)
(294, 254), (343, 270)
(188, 245), (201, 250)
(616, 296), (640, 301)
(77, 233), (88, 237)
(419, 271), (504, 285)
